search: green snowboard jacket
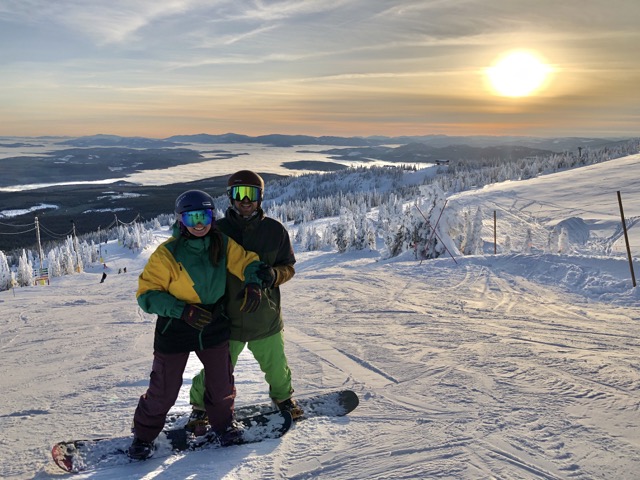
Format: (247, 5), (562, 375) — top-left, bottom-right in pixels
(217, 207), (296, 342)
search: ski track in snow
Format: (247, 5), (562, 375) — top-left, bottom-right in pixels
(279, 256), (640, 479)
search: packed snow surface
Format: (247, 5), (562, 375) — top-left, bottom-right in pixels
(1, 154), (639, 479)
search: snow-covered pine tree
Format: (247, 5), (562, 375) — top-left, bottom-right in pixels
(387, 221), (406, 258)
(547, 227), (560, 254)
(47, 249), (61, 277)
(78, 240), (93, 267)
(558, 227), (570, 254)
(332, 207), (355, 253)
(17, 249), (34, 286)
(409, 203), (434, 259)
(352, 212), (371, 251)
(366, 222), (376, 251)
(0, 250), (11, 291)
(60, 237), (77, 275)
(466, 207), (484, 255)
(458, 209), (472, 255)
(379, 205), (395, 255)
(294, 224), (305, 245)
(503, 234), (512, 254)
(304, 226), (323, 251)
(409, 185), (448, 260)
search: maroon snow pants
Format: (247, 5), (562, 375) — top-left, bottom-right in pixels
(132, 342), (236, 442)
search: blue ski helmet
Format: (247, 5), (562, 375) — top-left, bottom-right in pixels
(175, 190), (214, 214)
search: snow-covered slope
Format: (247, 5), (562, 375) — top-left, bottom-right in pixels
(449, 153), (640, 258)
(1, 155), (639, 479)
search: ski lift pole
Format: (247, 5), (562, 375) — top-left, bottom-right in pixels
(494, 210), (497, 255)
(414, 200), (457, 264)
(617, 191), (636, 287)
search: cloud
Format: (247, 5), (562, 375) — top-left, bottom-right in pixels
(224, 0), (355, 22)
(0, 0), (210, 44)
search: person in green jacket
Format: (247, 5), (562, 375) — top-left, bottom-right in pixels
(129, 189), (265, 460)
(187, 170), (302, 433)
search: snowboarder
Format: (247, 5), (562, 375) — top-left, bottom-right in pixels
(100, 272), (107, 283)
(187, 171), (302, 434)
(129, 189), (267, 460)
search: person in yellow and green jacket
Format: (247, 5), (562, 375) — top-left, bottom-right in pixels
(129, 189), (265, 460)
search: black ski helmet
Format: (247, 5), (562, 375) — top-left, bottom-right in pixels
(227, 170), (265, 205)
(175, 189), (214, 214)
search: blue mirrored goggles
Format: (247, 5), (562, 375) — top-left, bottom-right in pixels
(180, 209), (214, 228)
(228, 185), (261, 202)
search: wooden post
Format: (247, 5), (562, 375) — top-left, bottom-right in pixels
(34, 216), (44, 270)
(493, 210), (497, 254)
(617, 191), (636, 287)
(71, 220), (81, 273)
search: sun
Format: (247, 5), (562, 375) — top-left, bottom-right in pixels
(485, 50), (552, 97)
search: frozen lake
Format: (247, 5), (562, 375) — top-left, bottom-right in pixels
(0, 137), (426, 190)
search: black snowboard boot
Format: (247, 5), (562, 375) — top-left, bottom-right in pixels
(128, 437), (154, 460)
(275, 398), (304, 420)
(185, 407), (210, 436)
(218, 422), (244, 447)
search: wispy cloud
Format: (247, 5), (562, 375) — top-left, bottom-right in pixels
(227, 0), (355, 22)
(0, 0), (211, 44)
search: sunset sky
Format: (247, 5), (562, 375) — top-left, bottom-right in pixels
(1, 0), (639, 139)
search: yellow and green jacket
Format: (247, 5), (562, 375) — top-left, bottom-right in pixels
(137, 222), (262, 353)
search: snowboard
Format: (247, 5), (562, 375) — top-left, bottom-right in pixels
(51, 409), (292, 474)
(165, 389), (359, 430)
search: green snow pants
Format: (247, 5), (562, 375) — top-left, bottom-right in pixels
(189, 331), (294, 408)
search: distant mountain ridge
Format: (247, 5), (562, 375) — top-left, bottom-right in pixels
(319, 143), (556, 163)
(57, 134), (181, 148)
(166, 133), (378, 147)
(51, 133), (633, 152)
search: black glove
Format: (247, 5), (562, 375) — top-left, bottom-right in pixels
(239, 283), (261, 313)
(256, 264), (277, 288)
(181, 304), (213, 331)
